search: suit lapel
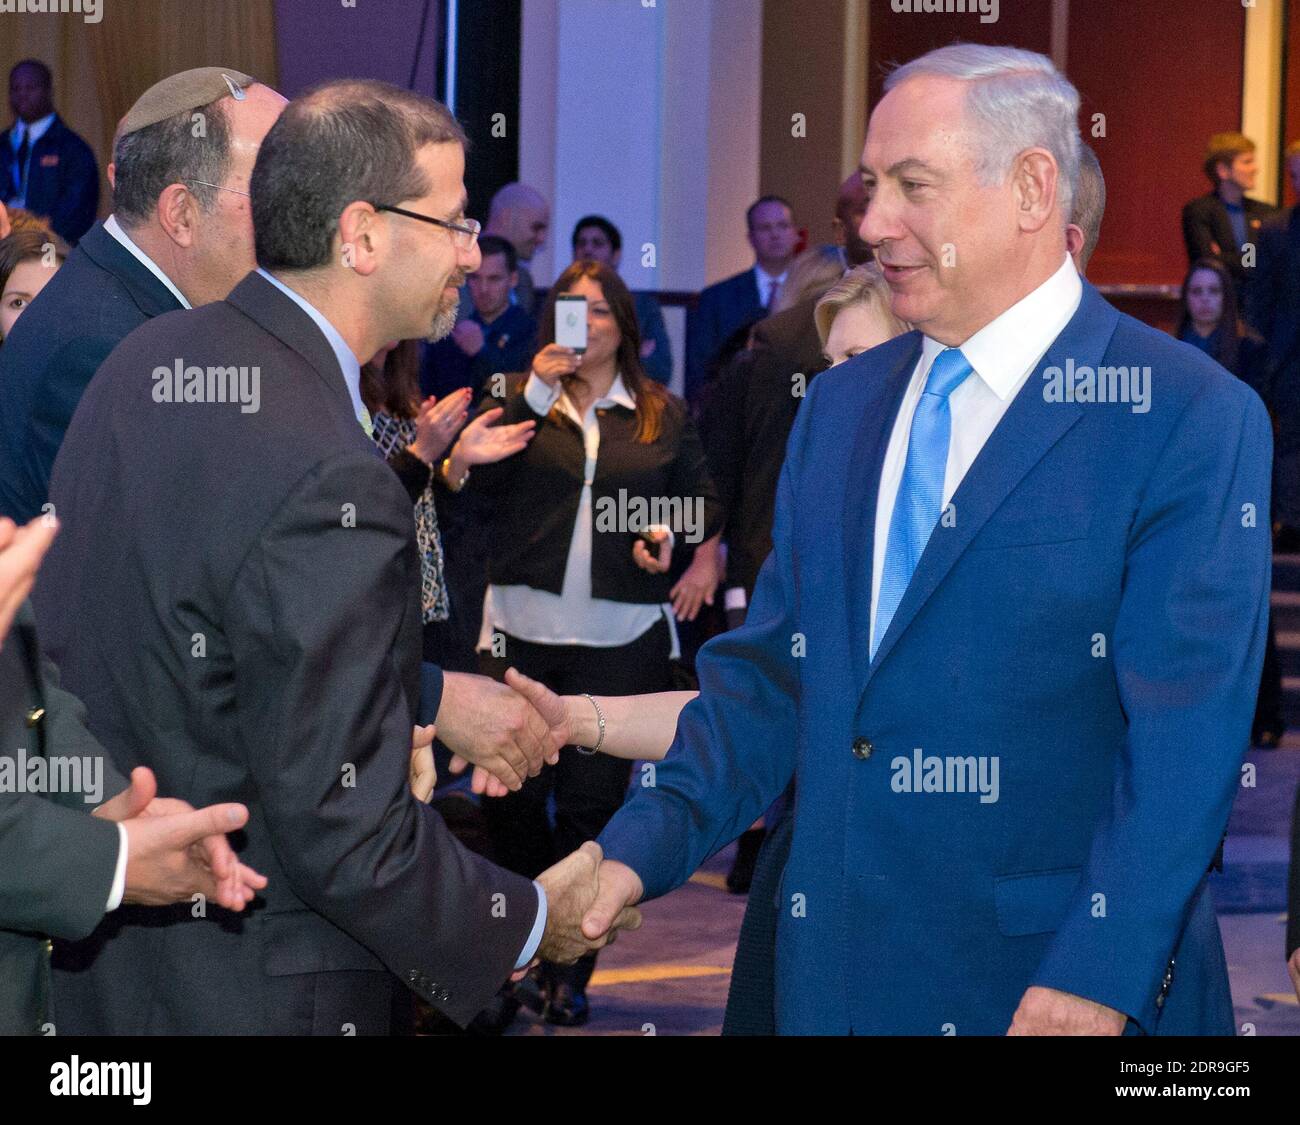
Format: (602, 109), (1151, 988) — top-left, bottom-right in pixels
(225, 270), (357, 421)
(76, 221), (185, 319)
(843, 333), (922, 690)
(860, 283), (1120, 688)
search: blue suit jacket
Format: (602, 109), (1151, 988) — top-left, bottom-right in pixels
(0, 220), (183, 522)
(601, 283), (1272, 1035)
(1, 116), (99, 246)
(685, 268), (764, 401)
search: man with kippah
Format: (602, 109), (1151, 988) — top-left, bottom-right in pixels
(0, 67), (286, 523)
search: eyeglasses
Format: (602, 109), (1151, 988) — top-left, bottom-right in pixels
(187, 179), (250, 198)
(373, 204), (481, 250)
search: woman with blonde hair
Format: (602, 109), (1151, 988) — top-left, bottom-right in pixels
(814, 260), (911, 366)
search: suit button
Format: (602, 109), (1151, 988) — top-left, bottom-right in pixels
(43, 939), (53, 955)
(26, 708), (45, 728)
(851, 737), (874, 760)
(406, 969), (420, 984)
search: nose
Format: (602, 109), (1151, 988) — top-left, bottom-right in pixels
(461, 240), (482, 272)
(859, 194), (893, 252)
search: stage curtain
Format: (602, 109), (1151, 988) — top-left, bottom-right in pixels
(1, 1), (278, 222)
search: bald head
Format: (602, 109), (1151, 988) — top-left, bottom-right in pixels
(486, 181), (550, 261)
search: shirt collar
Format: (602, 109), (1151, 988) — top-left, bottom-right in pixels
(13, 113), (56, 146)
(256, 268), (365, 426)
(921, 253), (1082, 401)
(103, 214), (192, 310)
(558, 372), (636, 424)
(755, 264), (788, 287)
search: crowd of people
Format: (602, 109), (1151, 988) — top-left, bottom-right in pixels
(1, 41), (1299, 1039)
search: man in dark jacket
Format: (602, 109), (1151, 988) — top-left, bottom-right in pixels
(1182, 131), (1277, 296)
(1, 60), (98, 245)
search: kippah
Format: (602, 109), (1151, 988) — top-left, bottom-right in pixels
(119, 67), (256, 137)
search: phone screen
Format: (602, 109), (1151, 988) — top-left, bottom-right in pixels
(555, 296), (588, 353)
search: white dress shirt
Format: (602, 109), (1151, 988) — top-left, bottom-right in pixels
(103, 215), (193, 310)
(485, 372), (679, 655)
(869, 254), (1083, 641)
(754, 265), (788, 310)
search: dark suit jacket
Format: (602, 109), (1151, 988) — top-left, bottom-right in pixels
(1, 116), (99, 245)
(470, 374), (722, 603)
(37, 270), (539, 1034)
(419, 301), (537, 401)
(0, 601), (126, 1035)
(1181, 191), (1277, 288)
(702, 299), (828, 598)
(0, 220), (183, 523)
(1247, 207), (1300, 445)
(685, 268), (765, 402)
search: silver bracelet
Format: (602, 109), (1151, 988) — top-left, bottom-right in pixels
(578, 693), (605, 756)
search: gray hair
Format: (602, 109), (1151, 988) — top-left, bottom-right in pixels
(112, 99), (232, 225)
(884, 44), (1080, 222)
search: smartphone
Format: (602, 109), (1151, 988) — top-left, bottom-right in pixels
(555, 295), (588, 354)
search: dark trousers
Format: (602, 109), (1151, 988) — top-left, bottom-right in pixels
(479, 617), (673, 991)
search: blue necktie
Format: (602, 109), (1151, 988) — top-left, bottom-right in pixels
(872, 347), (973, 658)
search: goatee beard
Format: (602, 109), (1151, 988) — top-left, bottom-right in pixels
(426, 298), (460, 343)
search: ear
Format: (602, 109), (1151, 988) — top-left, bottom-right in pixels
(156, 183), (198, 248)
(1012, 148), (1059, 235)
(508, 270), (519, 287)
(337, 201), (381, 277)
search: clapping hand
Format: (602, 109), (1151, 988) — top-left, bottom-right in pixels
(0, 515), (59, 649)
(408, 388), (472, 465)
(450, 407), (536, 467)
(94, 766), (268, 911)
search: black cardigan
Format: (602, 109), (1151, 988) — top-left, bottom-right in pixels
(469, 374), (723, 604)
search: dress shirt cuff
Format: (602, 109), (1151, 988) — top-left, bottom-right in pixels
(724, 586), (748, 611)
(523, 372), (561, 416)
(105, 822), (128, 911)
(514, 881), (548, 969)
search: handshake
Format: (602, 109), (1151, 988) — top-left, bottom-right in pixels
(535, 842), (645, 964)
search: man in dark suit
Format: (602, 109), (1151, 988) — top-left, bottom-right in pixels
(0, 66), (287, 524)
(1, 60), (98, 246)
(0, 515), (265, 1035)
(420, 234), (537, 401)
(1182, 131), (1277, 295)
(483, 181), (550, 314)
(573, 44), (1269, 1036)
(38, 79), (635, 1035)
(685, 195), (798, 402)
(1249, 147), (1300, 547)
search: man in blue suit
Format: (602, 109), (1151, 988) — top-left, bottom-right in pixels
(569, 45), (1272, 1035)
(1, 61), (98, 246)
(685, 195), (797, 402)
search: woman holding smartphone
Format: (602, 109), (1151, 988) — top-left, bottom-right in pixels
(445, 259), (721, 1026)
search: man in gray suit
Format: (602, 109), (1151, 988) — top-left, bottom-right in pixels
(0, 515), (265, 1035)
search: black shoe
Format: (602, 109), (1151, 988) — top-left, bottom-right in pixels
(467, 987), (521, 1035)
(726, 827), (766, 894)
(513, 962), (550, 1016)
(545, 978), (590, 1026)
